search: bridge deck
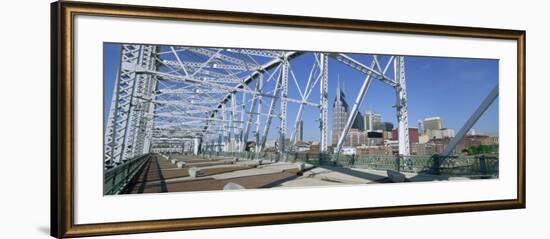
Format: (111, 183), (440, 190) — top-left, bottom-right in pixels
(121, 154), (460, 195)
(123, 155), (299, 194)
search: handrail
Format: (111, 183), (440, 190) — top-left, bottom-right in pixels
(196, 151), (498, 176)
(104, 153), (150, 195)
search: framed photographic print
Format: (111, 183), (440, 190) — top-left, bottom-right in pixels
(51, 1), (526, 238)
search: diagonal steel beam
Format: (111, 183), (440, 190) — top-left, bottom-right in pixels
(440, 84), (499, 158)
(330, 53), (397, 87)
(335, 61), (376, 154)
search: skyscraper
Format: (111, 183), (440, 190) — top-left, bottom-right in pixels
(332, 81), (349, 146)
(352, 111), (365, 130)
(382, 122), (394, 131)
(332, 80), (368, 147)
(296, 120), (304, 142)
(364, 111), (382, 131)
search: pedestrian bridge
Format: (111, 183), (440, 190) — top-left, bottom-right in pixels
(103, 44), (499, 195)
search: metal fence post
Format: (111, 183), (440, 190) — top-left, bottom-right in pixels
(430, 155), (441, 175)
(479, 155), (488, 175)
(395, 154), (401, 172)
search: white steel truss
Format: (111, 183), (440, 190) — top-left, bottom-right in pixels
(104, 45), (158, 167)
(104, 44), (413, 168)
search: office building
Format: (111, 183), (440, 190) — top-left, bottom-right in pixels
(352, 112), (365, 130)
(364, 111), (382, 131)
(296, 120), (304, 142)
(332, 81), (349, 146)
(423, 116), (443, 138)
(423, 117), (442, 132)
(382, 122), (394, 131)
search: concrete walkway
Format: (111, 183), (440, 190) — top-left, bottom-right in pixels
(122, 154), (475, 194)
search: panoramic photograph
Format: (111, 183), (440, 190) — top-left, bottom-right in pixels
(103, 43), (499, 195)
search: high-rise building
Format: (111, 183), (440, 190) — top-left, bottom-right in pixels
(417, 120), (424, 135)
(352, 111), (364, 130)
(332, 81), (349, 146)
(364, 112), (371, 131)
(364, 111), (382, 131)
(423, 117), (442, 137)
(332, 81), (368, 146)
(296, 120), (304, 142)
(382, 122), (394, 131)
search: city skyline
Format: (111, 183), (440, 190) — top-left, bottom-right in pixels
(104, 44), (499, 143)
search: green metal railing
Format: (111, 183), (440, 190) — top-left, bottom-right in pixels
(433, 155), (498, 176)
(198, 150), (498, 177)
(329, 154), (498, 176)
(104, 154), (150, 195)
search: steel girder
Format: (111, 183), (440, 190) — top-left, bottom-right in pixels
(105, 43), (413, 167)
(440, 84), (498, 157)
(278, 56), (289, 155)
(332, 55), (410, 156)
(116, 46), (302, 159)
(319, 53), (329, 153)
(395, 56), (411, 156)
(335, 61), (376, 154)
(104, 44), (158, 166)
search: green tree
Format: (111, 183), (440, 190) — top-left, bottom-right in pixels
(463, 144), (498, 155)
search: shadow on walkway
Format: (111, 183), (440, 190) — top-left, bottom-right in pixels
(153, 156), (167, 192)
(124, 156), (168, 194)
(408, 172), (450, 182)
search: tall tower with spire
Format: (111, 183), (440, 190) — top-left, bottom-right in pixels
(332, 78), (349, 146)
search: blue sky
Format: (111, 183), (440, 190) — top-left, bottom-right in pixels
(104, 43), (499, 141)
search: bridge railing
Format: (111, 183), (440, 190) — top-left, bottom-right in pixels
(199, 151), (284, 161)
(197, 150), (498, 177)
(320, 154), (498, 177)
(104, 153), (150, 195)
(199, 151), (327, 163)
(433, 155), (498, 177)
